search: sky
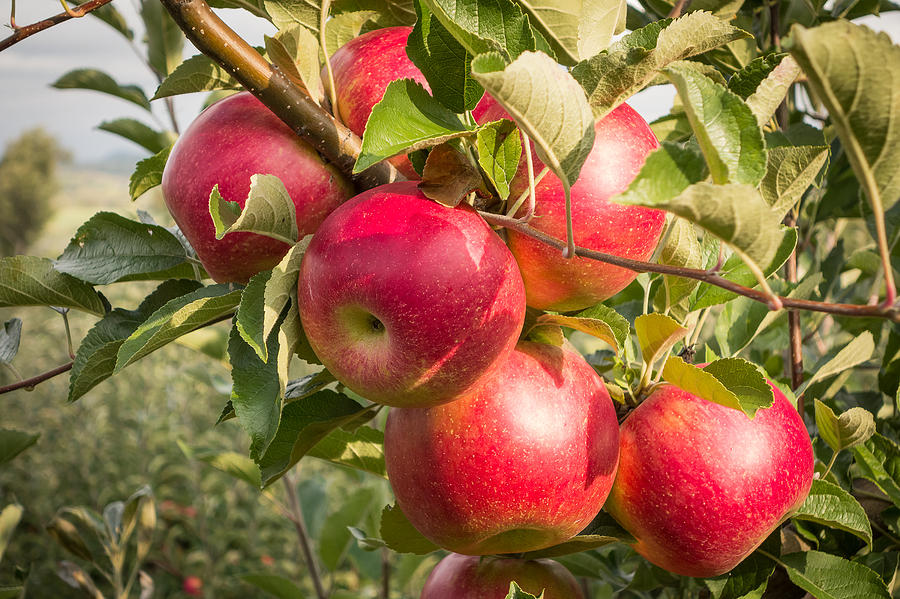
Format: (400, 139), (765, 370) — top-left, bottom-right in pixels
(0, 1), (898, 164)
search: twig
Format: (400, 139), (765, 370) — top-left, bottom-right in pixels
(381, 548), (391, 599)
(0, 360), (73, 394)
(478, 211), (900, 322)
(0, 0), (114, 51)
(667, 0), (692, 19)
(282, 474), (327, 599)
(784, 214), (804, 395)
(159, 0), (399, 191)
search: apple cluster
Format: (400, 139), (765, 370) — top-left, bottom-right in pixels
(160, 24), (814, 596)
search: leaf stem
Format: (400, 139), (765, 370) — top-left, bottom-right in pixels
(822, 450), (838, 479)
(518, 131), (537, 223)
(320, 0), (340, 124)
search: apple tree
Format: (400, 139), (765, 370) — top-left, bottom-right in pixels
(2, 0), (900, 597)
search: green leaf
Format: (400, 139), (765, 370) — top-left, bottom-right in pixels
(114, 284), (241, 372)
(265, 25), (325, 104)
(407, 0), (481, 113)
(319, 488), (378, 570)
(520, 534), (621, 559)
(572, 12), (750, 120)
(664, 62), (767, 186)
(257, 390), (376, 487)
(354, 80), (474, 173)
(657, 218), (703, 311)
(264, 0), (323, 32)
(130, 145), (172, 201)
(625, 182), (790, 281)
(141, 0), (184, 77)
(745, 55), (802, 127)
(0, 256), (105, 315)
(379, 504), (439, 554)
(97, 119), (173, 154)
(573, 303), (630, 355)
(241, 573), (305, 599)
(534, 313), (623, 355)
(635, 313), (688, 367)
(0, 319), (22, 364)
(779, 550), (890, 599)
(662, 356), (775, 418)
(613, 142), (708, 208)
(815, 400), (876, 454)
(798, 331), (875, 397)
(235, 271), (272, 361)
(690, 227), (797, 310)
(68, 280), (202, 402)
(210, 174), (298, 245)
(471, 51), (595, 193)
(191, 447), (262, 488)
(476, 119), (521, 201)
(54, 212), (193, 285)
(420, 0), (550, 60)
(853, 433), (900, 510)
(207, 0), (269, 18)
(792, 479), (872, 547)
(0, 504), (23, 564)
(153, 54), (242, 99)
(518, 0), (626, 65)
(306, 425), (386, 477)
(728, 54), (787, 99)
(323, 11), (377, 57)
(0, 429), (39, 466)
(332, 0), (415, 27)
(788, 21), (900, 212)
(703, 549), (775, 599)
(506, 582), (542, 599)
(761, 145), (829, 220)
(52, 69), (150, 110)
(229, 324), (284, 461)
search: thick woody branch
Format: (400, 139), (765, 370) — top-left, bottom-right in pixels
(0, 0), (114, 51)
(158, 0), (400, 191)
(479, 211), (900, 323)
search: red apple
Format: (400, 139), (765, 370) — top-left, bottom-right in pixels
(162, 92), (353, 284)
(297, 181), (525, 407)
(605, 382), (814, 578)
(384, 341), (619, 554)
(328, 26), (429, 179)
(421, 553), (585, 599)
(182, 575), (203, 597)
(477, 99), (666, 311)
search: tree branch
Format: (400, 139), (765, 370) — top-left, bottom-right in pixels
(0, 360), (73, 394)
(479, 211), (900, 323)
(0, 0), (114, 52)
(282, 473), (327, 599)
(158, 0), (400, 191)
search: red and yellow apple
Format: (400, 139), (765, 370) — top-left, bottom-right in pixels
(420, 553), (584, 599)
(477, 99), (665, 311)
(161, 92), (353, 283)
(384, 341), (619, 554)
(327, 26), (429, 178)
(605, 381), (814, 577)
(297, 181), (525, 408)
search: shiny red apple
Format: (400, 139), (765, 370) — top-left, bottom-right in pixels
(297, 181), (525, 408)
(477, 99), (665, 311)
(327, 26), (429, 178)
(384, 341), (619, 554)
(605, 381), (814, 577)
(420, 553), (584, 599)
(162, 92), (353, 283)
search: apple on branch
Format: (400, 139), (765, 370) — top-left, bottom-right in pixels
(384, 340), (619, 555)
(161, 92), (353, 284)
(605, 380), (814, 577)
(477, 98), (666, 312)
(297, 181), (526, 408)
(420, 553), (585, 599)
(327, 26), (429, 179)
